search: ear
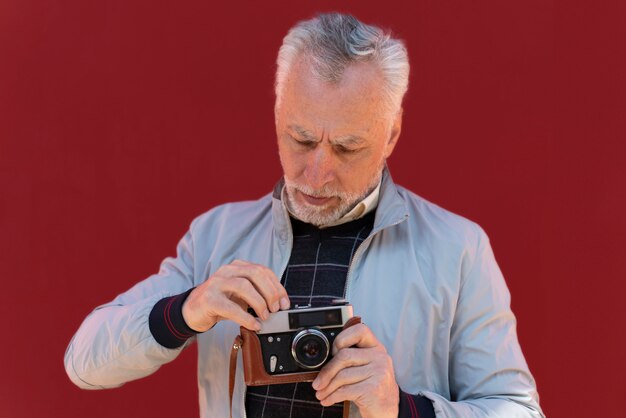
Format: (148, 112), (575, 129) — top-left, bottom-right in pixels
(383, 108), (403, 159)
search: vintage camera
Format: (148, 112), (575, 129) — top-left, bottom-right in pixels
(251, 302), (354, 376)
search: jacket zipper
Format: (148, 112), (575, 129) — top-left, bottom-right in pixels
(344, 214), (408, 300)
(230, 341), (245, 418)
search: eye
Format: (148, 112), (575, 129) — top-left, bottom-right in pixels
(289, 134), (316, 148)
(335, 144), (358, 154)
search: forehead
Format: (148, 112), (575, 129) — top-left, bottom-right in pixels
(277, 57), (390, 134)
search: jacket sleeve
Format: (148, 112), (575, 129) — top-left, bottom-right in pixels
(419, 228), (545, 418)
(64, 227), (197, 389)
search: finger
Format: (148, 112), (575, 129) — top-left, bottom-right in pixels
(239, 264), (288, 313)
(231, 260), (288, 298)
(221, 276), (271, 321)
(315, 364), (370, 401)
(332, 323), (378, 355)
(312, 347), (372, 390)
(215, 264), (275, 313)
(226, 262), (290, 312)
(232, 260), (290, 309)
(317, 381), (362, 407)
(213, 298), (262, 331)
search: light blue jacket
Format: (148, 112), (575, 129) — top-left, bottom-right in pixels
(65, 169), (544, 417)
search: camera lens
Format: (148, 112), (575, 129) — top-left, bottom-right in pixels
(291, 329), (329, 369)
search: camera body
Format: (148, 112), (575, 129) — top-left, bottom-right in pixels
(255, 303), (354, 376)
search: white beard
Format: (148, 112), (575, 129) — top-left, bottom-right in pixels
(283, 163), (384, 227)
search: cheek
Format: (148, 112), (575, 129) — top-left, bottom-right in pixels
(278, 146), (305, 177)
(342, 152), (379, 173)
(338, 153), (383, 187)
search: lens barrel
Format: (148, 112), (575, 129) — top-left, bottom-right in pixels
(291, 328), (330, 369)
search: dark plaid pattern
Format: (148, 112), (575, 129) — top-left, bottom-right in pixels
(245, 211), (376, 418)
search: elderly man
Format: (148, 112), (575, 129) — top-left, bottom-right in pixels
(65, 13), (544, 418)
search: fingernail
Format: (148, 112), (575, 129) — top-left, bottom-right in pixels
(254, 320), (262, 331)
(261, 309), (270, 320)
(280, 297), (290, 310)
(312, 378), (320, 389)
(271, 301), (280, 313)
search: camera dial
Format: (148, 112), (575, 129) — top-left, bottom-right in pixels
(291, 329), (330, 369)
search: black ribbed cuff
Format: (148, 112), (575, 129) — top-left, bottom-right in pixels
(149, 288), (199, 349)
(398, 390), (435, 418)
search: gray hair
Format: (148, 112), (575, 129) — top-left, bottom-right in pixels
(275, 13), (410, 115)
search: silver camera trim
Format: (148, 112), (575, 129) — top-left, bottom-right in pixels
(291, 328), (330, 370)
(256, 304), (353, 335)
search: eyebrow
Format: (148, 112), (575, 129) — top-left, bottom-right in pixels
(333, 135), (365, 147)
(288, 125), (366, 146)
(290, 125), (318, 142)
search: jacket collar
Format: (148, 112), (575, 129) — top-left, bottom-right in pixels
(373, 166), (410, 232)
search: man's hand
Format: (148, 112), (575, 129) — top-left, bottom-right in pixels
(181, 260), (290, 332)
(312, 323), (399, 418)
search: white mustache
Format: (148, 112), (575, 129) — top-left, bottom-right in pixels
(289, 183), (352, 200)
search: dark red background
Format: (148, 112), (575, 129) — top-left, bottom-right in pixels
(1, 1), (624, 417)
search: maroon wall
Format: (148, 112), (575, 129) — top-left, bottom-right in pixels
(1, 1), (624, 417)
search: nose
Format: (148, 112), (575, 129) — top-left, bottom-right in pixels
(304, 145), (336, 190)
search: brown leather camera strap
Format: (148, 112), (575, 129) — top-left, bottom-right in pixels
(229, 334), (350, 418)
